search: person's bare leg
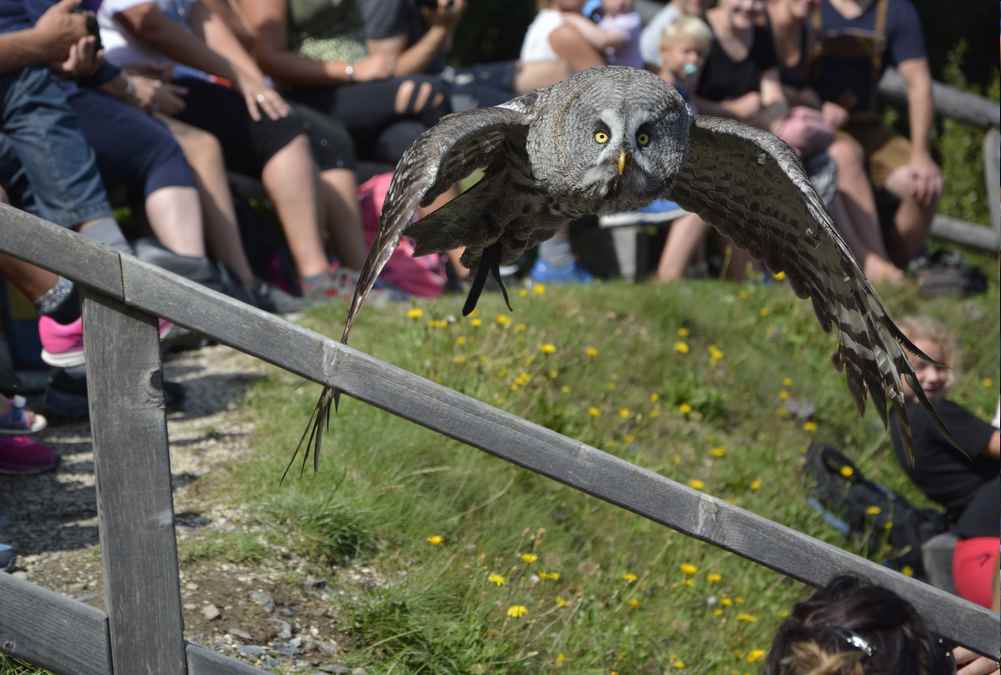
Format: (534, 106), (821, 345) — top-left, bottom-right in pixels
(419, 185), (469, 279)
(514, 61), (571, 93)
(0, 253), (58, 302)
(656, 213), (707, 281)
(884, 166), (936, 266)
(164, 117), (256, 287)
(145, 186), (206, 257)
(260, 135), (330, 280)
(549, 25), (604, 72)
(828, 194), (903, 283)
(318, 168), (367, 270)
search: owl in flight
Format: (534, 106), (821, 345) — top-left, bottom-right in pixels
(289, 66), (942, 476)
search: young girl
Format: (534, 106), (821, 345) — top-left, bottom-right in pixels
(892, 316), (1000, 609)
(657, 15), (712, 101)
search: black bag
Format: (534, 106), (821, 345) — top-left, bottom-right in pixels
(803, 442), (949, 579)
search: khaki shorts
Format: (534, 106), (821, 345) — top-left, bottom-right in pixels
(839, 117), (912, 189)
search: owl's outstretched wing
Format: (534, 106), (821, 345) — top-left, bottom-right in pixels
(668, 115), (943, 453)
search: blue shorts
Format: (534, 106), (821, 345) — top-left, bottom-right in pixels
(0, 66), (111, 226)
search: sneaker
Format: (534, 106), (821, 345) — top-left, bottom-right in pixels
(0, 543), (15, 572)
(0, 395), (47, 435)
(40, 317), (174, 368)
(252, 279), (307, 315)
(0, 435), (59, 475)
(529, 258), (593, 285)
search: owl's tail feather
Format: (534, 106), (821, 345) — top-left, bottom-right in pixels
(462, 242), (511, 316)
(282, 386), (334, 483)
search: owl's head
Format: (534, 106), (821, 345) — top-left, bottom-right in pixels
(527, 67), (692, 212)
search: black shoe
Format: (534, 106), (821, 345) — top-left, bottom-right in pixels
(252, 280), (307, 315)
(44, 366), (186, 421)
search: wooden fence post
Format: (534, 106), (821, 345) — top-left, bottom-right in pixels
(83, 292), (187, 674)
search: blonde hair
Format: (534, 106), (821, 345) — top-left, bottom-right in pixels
(661, 16), (713, 52)
(779, 642), (864, 675)
(896, 315), (960, 379)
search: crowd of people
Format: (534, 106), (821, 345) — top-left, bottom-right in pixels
(0, 0), (996, 667)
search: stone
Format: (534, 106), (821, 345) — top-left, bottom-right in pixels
(250, 589), (275, 613)
(228, 627), (253, 641)
(201, 604), (221, 621)
(238, 645), (268, 658)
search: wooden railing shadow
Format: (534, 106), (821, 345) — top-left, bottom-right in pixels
(0, 204), (997, 673)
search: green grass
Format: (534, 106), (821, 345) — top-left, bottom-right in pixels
(220, 272), (998, 673)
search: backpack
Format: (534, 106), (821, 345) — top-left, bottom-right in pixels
(803, 442), (949, 580)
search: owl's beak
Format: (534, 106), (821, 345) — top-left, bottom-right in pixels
(616, 149), (629, 175)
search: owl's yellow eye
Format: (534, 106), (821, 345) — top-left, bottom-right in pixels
(593, 130), (610, 145)
(637, 132), (651, 147)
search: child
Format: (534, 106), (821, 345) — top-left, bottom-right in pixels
(891, 316), (1000, 609)
(640, 0), (706, 68)
(594, 0), (644, 68)
(657, 15), (712, 101)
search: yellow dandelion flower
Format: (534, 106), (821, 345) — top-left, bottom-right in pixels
(750, 479), (762, 492)
(555, 595), (569, 608)
(680, 563), (699, 576)
(618, 407), (631, 419)
(540, 343), (557, 354)
(452, 355), (467, 364)
(778, 389), (790, 401)
(709, 447), (727, 458)
(735, 596), (745, 605)
(406, 307), (424, 319)
(649, 392), (660, 403)
(883, 520), (894, 530)
(488, 573), (506, 586)
(678, 402), (693, 415)
(707, 345), (724, 361)
(520, 552), (538, 564)
(532, 283), (546, 295)
(426, 534), (444, 545)
(585, 346), (599, 359)
(982, 377), (993, 388)
(839, 465), (854, 478)
(738, 289), (751, 300)
(514, 322), (527, 333)
(470, 318), (482, 327)
(707, 573), (722, 583)
(677, 327), (690, 338)
(455, 335), (466, 346)
(674, 341), (690, 354)
(736, 613), (757, 623)
(760, 307), (771, 317)
(587, 406), (602, 417)
(623, 572), (638, 583)
(650, 407), (661, 418)
(561, 385), (572, 394)
(506, 604), (528, 618)
(772, 271), (786, 281)
(901, 565), (913, 577)
(720, 596), (733, 607)
(672, 658), (685, 669)
(782, 377), (793, 386)
(555, 653), (566, 666)
(627, 597), (640, 609)
(623, 433), (635, 444)
(687, 479), (705, 490)
(712, 608), (724, 617)
(803, 421), (818, 432)
(539, 571), (561, 581)
(747, 649), (766, 663)
(517, 288), (528, 298)
(866, 505), (881, 516)
(495, 313), (511, 326)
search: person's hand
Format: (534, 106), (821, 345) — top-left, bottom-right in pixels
(820, 101), (848, 129)
(723, 91), (762, 120)
(56, 35), (100, 78)
(33, 0), (91, 64)
(352, 52), (395, 82)
(907, 150), (943, 206)
(423, 0), (464, 28)
(236, 76), (289, 121)
(127, 74), (187, 116)
(953, 646), (1000, 674)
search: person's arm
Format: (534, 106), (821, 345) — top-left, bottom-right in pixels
(897, 56), (942, 205)
(984, 430), (1000, 459)
(0, 0), (89, 73)
(366, 0), (462, 77)
(562, 13), (627, 49)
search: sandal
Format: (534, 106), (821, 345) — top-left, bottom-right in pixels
(0, 395), (48, 435)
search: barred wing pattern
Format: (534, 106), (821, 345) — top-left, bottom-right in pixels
(669, 116), (937, 449)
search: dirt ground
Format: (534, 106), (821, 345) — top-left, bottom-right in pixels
(0, 343), (373, 674)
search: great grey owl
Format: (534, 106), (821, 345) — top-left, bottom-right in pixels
(289, 66), (943, 475)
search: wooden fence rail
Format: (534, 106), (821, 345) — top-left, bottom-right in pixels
(0, 203), (998, 673)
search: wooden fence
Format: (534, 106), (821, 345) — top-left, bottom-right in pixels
(0, 204), (997, 673)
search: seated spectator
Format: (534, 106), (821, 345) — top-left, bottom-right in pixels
(639, 0), (707, 69)
(765, 0), (903, 283)
(593, 0), (644, 69)
(520, 0), (610, 88)
(765, 574), (992, 674)
(810, 0), (941, 267)
(887, 316), (999, 609)
(97, 0), (364, 300)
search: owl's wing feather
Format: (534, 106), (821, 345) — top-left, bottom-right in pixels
(668, 116), (944, 455)
(342, 102), (535, 345)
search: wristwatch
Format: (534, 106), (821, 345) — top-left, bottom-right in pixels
(344, 63), (355, 82)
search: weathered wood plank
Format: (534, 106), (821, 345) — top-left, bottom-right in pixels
(985, 128), (1000, 233)
(120, 256), (324, 382)
(930, 214), (1001, 251)
(186, 643), (271, 675)
(0, 572), (111, 675)
(0, 204), (123, 299)
(323, 344), (1001, 658)
(879, 69), (1000, 129)
(83, 293), (187, 675)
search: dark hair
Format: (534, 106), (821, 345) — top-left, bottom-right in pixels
(765, 575), (950, 675)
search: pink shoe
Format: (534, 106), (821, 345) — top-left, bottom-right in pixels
(0, 436), (59, 475)
(39, 317), (174, 368)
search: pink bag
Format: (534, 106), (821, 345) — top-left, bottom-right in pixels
(357, 173), (446, 298)
(776, 106), (835, 158)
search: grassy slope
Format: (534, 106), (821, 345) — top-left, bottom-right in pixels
(223, 274), (998, 674)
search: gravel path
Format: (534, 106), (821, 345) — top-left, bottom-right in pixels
(0, 342), (369, 674)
